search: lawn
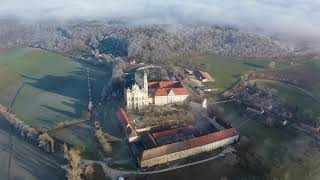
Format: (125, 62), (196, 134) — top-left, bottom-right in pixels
(0, 48), (105, 129)
(192, 55), (290, 91)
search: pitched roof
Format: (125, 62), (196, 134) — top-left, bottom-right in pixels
(197, 70), (214, 81)
(151, 88), (188, 97)
(117, 108), (131, 127)
(152, 125), (195, 140)
(141, 128), (239, 161)
(117, 108), (139, 142)
(148, 81), (182, 89)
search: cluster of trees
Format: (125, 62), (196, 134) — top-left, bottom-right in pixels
(95, 129), (113, 156)
(65, 147), (83, 180)
(0, 21), (299, 63)
(0, 104), (39, 142)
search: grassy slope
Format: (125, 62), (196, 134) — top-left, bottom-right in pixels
(215, 102), (320, 180)
(0, 48), (98, 127)
(254, 79), (320, 121)
(192, 55), (290, 91)
(0, 48), (88, 129)
(0, 48), (108, 154)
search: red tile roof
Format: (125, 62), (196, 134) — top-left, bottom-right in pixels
(148, 81), (183, 89)
(154, 88), (188, 96)
(117, 108), (139, 141)
(152, 125), (195, 140)
(117, 108), (130, 127)
(148, 81), (188, 97)
(152, 128), (180, 140)
(197, 70), (214, 81)
(141, 128), (239, 161)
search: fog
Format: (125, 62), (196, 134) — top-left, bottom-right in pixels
(1, 0), (320, 43)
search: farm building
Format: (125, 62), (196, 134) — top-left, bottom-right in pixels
(196, 70), (215, 82)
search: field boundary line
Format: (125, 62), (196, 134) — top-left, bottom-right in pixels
(42, 119), (89, 134)
(251, 78), (320, 103)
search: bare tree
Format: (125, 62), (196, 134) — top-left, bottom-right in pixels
(84, 161), (95, 180)
(66, 149), (83, 180)
(95, 130), (112, 156)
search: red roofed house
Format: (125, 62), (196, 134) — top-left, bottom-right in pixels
(140, 128), (239, 168)
(125, 71), (189, 110)
(196, 70), (214, 82)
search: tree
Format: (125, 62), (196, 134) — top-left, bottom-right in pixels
(84, 161), (95, 180)
(67, 149), (83, 180)
(63, 143), (69, 159)
(95, 130), (112, 156)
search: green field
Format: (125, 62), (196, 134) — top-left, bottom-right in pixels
(0, 48), (105, 129)
(192, 55), (290, 91)
(254, 79), (320, 121)
(213, 102), (320, 180)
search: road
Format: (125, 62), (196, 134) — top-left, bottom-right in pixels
(83, 147), (236, 180)
(0, 115), (65, 180)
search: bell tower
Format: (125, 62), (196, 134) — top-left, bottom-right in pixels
(143, 71), (148, 93)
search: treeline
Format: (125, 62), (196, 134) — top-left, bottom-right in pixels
(0, 21), (299, 63)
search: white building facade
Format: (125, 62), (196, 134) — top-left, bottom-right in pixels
(125, 72), (189, 110)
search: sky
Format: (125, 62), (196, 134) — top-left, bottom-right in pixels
(1, 0), (320, 43)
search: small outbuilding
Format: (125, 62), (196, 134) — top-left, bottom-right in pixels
(195, 70), (214, 82)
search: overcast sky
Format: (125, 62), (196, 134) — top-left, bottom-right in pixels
(1, 0), (320, 42)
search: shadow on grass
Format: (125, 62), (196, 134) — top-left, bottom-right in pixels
(243, 62), (266, 69)
(19, 70), (88, 123)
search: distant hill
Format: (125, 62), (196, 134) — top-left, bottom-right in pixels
(0, 21), (306, 62)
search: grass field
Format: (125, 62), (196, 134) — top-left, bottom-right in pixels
(251, 62), (320, 100)
(213, 102), (320, 180)
(254, 79), (320, 121)
(0, 48), (105, 129)
(192, 55), (291, 91)
(0, 115), (65, 180)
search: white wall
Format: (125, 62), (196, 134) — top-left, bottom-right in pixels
(141, 135), (239, 168)
(154, 95), (189, 106)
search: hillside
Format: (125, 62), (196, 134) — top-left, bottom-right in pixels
(0, 48), (105, 129)
(248, 61), (320, 100)
(0, 21), (298, 63)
